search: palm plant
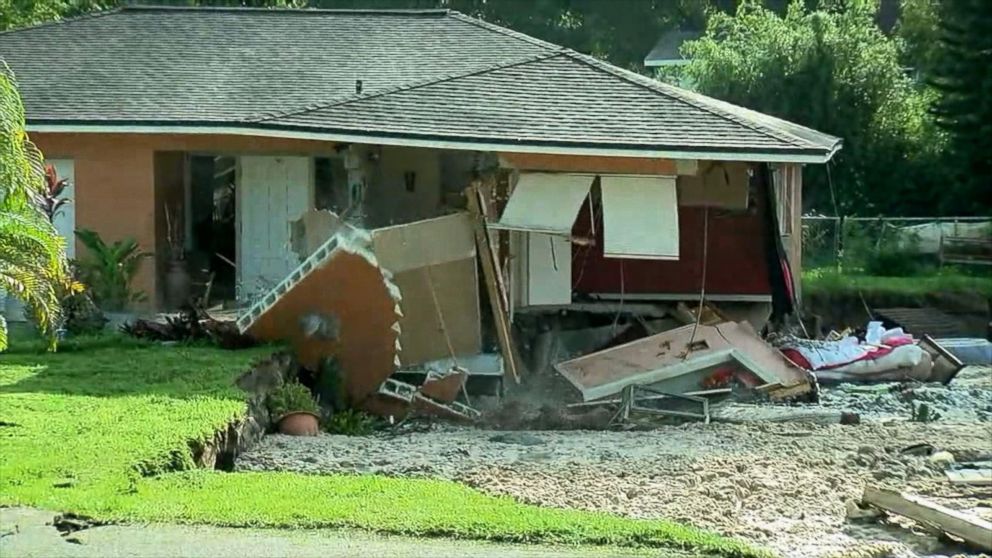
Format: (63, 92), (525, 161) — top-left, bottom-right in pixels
(1, 61), (74, 351)
(74, 229), (150, 311)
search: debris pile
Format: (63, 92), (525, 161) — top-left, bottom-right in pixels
(122, 305), (256, 349)
(770, 322), (964, 385)
(238, 217), (480, 422)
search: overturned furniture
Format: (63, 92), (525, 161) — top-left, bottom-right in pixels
(555, 321), (812, 402)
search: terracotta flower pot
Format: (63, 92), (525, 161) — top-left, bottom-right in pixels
(277, 411), (320, 436)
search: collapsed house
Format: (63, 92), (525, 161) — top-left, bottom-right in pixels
(1, 6), (845, 415)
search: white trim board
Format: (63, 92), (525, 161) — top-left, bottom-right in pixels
(26, 124), (836, 163)
(589, 293), (772, 302)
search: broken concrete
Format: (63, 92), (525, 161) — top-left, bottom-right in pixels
(420, 368), (467, 403)
(238, 226), (403, 408)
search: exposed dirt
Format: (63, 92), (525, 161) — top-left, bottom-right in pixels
(238, 367), (992, 558)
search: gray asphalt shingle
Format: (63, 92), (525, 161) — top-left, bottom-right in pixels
(0, 6), (840, 159)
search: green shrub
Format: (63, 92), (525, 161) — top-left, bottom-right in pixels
(323, 409), (379, 436)
(266, 381), (318, 418)
(74, 229), (150, 311)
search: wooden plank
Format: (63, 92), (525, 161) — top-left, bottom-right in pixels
(466, 183), (521, 384)
(391, 259), (481, 366)
(499, 152), (679, 175)
(371, 213), (476, 273)
(862, 486), (992, 550)
(946, 469), (992, 486)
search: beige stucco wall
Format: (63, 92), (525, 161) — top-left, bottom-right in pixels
(366, 145), (442, 227)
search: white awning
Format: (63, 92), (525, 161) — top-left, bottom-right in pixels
(492, 172), (593, 235)
(601, 175), (679, 260)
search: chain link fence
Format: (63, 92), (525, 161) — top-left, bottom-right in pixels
(802, 216), (992, 273)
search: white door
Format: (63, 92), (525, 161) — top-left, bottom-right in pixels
(238, 156), (311, 302)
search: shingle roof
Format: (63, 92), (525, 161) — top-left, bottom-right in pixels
(0, 6), (841, 161)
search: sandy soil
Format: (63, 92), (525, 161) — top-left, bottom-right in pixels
(238, 367), (992, 558)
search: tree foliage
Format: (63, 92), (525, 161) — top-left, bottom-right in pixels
(0, 63), (75, 351)
(680, 0), (947, 216)
(930, 0), (992, 212)
(0, 0), (710, 70)
(895, 0), (942, 78)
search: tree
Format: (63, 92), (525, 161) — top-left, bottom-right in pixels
(896, 0), (942, 79)
(0, 0), (710, 70)
(0, 62), (74, 351)
(679, 0), (947, 216)
(930, 0), (992, 213)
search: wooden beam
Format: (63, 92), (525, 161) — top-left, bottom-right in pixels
(946, 468), (992, 487)
(466, 183), (521, 384)
(499, 152), (679, 175)
(862, 486), (992, 550)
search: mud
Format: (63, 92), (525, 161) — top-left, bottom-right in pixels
(237, 367), (992, 558)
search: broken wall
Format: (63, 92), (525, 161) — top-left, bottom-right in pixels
(371, 213), (482, 366)
(496, 154), (773, 303)
(364, 146), (442, 227)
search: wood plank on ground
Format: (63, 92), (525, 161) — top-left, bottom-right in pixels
(862, 486), (992, 550)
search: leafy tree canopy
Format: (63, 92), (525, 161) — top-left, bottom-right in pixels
(680, 0), (948, 216)
(0, 0), (712, 70)
(930, 0), (992, 212)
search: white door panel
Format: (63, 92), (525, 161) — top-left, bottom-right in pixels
(238, 156), (311, 302)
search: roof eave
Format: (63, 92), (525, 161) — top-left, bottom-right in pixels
(25, 120), (839, 164)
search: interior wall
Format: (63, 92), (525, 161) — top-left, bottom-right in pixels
(365, 146), (441, 227)
(31, 132), (338, 309)
(571, 173), (772, 296)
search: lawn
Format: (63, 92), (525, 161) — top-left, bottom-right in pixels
(803, 268), (992, 298)
(0, 329), (766, 557)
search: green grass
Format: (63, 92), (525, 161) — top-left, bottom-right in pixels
(0, 329), (767, 557)
(803, 268), (992, 298)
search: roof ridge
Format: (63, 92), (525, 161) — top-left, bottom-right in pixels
(251, 51), (565, 123)
(560, 50), (817, 149)
(446, 11), (563, 52)
(0, 7), (123, 36)
(120, 5), (450, 16)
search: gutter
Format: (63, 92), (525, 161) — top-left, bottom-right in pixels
(26, 122), (838, 164)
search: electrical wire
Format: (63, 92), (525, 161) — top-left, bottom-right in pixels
(684, 204), (710, 359)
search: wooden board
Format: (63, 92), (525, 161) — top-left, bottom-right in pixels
(391, 258), (481, 366)
(467, 184), (520, 383)
(863, 486), (992, 550)
(946, 469), (992, 486)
